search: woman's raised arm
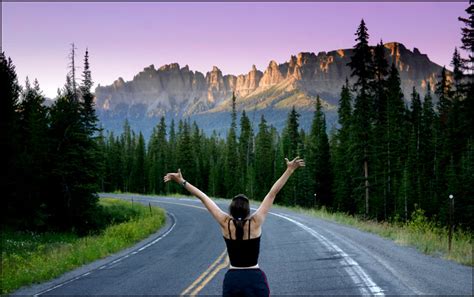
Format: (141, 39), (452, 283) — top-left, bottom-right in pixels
(164, 169), (228, 227)
(253, 157), (305, 225)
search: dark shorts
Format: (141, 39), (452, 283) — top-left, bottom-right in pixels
(223, 268), (270, 297)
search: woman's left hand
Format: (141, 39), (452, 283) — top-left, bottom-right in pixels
(164, 168), (184, 184)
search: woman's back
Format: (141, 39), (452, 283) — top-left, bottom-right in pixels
(223, 217), (261, 240)
(223, 218), (261, 268)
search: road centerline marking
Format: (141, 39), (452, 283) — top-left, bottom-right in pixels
(190, 255), (229, 296)
(181, 249), (228, 296)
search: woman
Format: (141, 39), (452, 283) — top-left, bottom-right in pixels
(164, 156), (305, 297)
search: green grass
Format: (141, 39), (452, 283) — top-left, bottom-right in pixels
(282, 205), (473, 266)
(1, 198), (166, 294)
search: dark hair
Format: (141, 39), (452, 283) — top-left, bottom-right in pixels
(229, 194), (250, 240)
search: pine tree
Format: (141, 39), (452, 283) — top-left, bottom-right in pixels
(166, 119), (179, 194)
(121, 120), (134, 192)
(371, 41), (390, 219)
(419, 85), (437, 217)
(177, 119), (195, 193)
(333, 80), (354, 213)
(130, 132), (146, 193)
(281, 106), (301, 205)
(148, 117), (167, 194)
(458, 1), (474, 140)
(404, 87), (423, 220)
(224, 93), (240, 197)
(386, 63), (408, 219)
(239, 110), (254, 195)
(255, 115), (275, 201)
(1, 52), (22, 226)
(436, 67), (452, 127)
(191, 121), (203, 189)
(347, 19), (374, 92)
(458, 1), (474, 76)
(17, 78), (50, 228)
(48, 80), (97, 232)
(435, 67), (454, 223)
(306, 96), (332, 208)
(80, 49), (98, 134)
(347, 19), (375, 217)
(208, 131), (226, 197)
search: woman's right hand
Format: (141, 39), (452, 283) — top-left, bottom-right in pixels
(163, 168), (184, 184)
(285, 157), (305, 171)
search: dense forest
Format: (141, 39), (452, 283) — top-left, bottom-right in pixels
(98, 16), (473, 229)
(1, 46), (103, 234)
(2, 4), (473, 234)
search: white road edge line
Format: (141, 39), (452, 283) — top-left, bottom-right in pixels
(270, 212), (385, 296)
(33, 212), (177, 296)
(321, 226), (425, 295)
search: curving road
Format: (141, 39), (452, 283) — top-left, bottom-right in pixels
(15, 194), (472, 296)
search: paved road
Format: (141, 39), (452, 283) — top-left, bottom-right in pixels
(15, 194), (472, 296)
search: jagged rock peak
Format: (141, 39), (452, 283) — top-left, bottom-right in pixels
(251, 64), (258, 71)
(211, 66), (221, 72)
(144, 64), (155, 71)
(114, 77), (125, 85)
(297, 52), (317, 66)
(384, 42), (407, 56)
(158, 63), (180, 71)
(268, 60), (279, 68)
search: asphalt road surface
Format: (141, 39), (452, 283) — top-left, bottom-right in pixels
(15, 194), (472, 296)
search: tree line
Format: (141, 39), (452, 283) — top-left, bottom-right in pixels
(2, 3), (472, 233)
(98, 12), (473, 229)
(1, 45), (102, 234)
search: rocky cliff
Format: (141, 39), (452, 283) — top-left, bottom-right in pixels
(94, 42), (445, 119)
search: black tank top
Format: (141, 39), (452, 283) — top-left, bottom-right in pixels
(223, 218), (261, 267)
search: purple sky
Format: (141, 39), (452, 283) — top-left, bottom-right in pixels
(2, 2), (467, 98)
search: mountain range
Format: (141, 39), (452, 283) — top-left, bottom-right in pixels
(94, 42), (446, 137)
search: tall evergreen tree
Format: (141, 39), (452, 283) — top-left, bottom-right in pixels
(306, 96), (333, 208)
(148, 117), (167, 194)
(333, 80), (354, 212)
(347, 19), (375, 217)
(121, 120), (134, 192)
(48, 79), (98, 232)
(239, 110), (254, 196)
(419, 85), (437, 217)
(130, 132), (146, 193)
(255, 115), (275, 201)
(17, 78), (50, 228)
(404, 87), (423, 221)
(386, 62), (408, 219)
(281, 106), (301, 205)
(166, 119), (179, 194)
(224, 93), (240, 197)
(1, 52), (22, 226)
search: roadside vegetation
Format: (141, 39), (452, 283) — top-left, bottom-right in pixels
(1, 198), (166, 294)
(284, 205), (473, 266)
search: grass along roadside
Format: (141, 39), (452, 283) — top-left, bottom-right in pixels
(279, 205), (472, 266)
(141, 192), (472, 266)
(1, 198), (166, 294)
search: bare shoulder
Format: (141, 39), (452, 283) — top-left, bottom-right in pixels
(220, 214), (232, 235)
(249, 215), (262, 237)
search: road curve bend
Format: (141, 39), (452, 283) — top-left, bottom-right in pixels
(14, 194), (472, 296)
